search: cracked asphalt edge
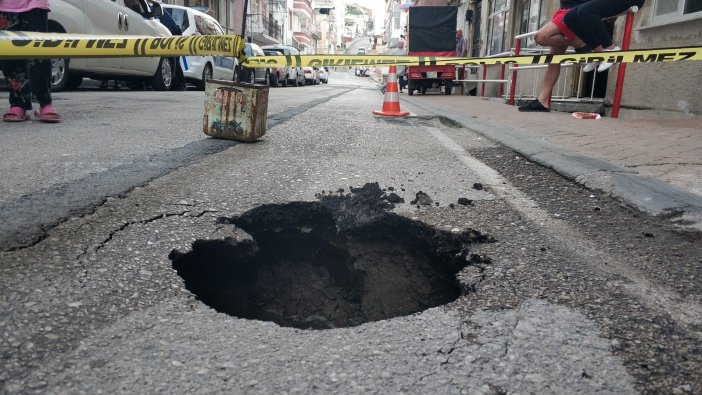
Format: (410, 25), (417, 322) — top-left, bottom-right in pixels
(0, 88), (355, 252)
(402, 98), (702, 231)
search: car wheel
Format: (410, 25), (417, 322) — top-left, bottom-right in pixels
(50, 58), (71, 92)
(270, 73), (279, 87)
(198, 64), (212, 91)
(152, 58), (173, 91)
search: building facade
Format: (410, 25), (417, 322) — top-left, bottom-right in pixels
(162, 0), (289, 47)
(291, 0), (317, 52)
(313, 0), (339, 54)
(385, 0), (701, 117)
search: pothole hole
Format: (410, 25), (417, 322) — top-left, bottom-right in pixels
(170, 183), (494, 330)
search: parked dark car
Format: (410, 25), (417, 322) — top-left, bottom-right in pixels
(238, 43), (269, 85)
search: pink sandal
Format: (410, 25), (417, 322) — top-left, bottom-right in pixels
(34, 104), (61, 123)
(3, 106), (29, 122)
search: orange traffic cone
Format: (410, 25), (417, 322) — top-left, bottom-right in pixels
(373, 65), (409, 117)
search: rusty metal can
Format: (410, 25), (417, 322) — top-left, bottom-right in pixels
(203, 80), (269, 141)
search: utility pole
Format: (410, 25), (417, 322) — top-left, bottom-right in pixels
(242, 0), (250, 39)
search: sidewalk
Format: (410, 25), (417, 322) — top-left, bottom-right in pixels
(400, 93), (702, 229)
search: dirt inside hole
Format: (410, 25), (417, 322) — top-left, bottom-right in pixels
(170, 183), (494, 330)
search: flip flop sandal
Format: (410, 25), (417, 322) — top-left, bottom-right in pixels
(3, 107), (29, 122)
(35, 104), (61, 123)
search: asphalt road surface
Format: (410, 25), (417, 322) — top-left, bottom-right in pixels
(0, 71), (700, 394)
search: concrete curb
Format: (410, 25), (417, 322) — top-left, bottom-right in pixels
(403, 98), (702, 230)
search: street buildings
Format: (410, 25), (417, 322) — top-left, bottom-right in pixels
(163, 0), (339, 54)
(384, 0), (702, 117)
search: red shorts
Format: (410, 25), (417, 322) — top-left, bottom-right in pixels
(552, 8), (577, 42)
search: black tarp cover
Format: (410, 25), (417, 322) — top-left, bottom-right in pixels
(408, 6), (457, 54)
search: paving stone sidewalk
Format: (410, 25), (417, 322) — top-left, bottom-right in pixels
(399, 93), (702, 228)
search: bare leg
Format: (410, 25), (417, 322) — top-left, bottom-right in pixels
(537, 45), (567, 108)
(519, 22), (585, 112)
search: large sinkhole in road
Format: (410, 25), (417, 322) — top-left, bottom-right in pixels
(170, 183), (493, 330)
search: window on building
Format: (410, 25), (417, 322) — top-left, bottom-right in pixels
(391, 2), (401, 30)
(653, 0), (702, 22)
(249, 0), (258, 15)
(516, 0), (548, 48)
(487, 0), (510, 55)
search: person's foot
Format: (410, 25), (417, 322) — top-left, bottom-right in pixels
(34, 104), (61, 123)
(597, 45), (620, 72)
(518, 99), (550, 112)
(3, 106), (29, 122)
(582, 62), (598, 72)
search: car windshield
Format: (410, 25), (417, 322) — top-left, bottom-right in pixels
(263, 46), (299, 56)
(164, 8), (190, 33)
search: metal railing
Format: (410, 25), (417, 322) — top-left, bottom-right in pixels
(506, 31), (600, 106)
(249, 14), (283, 41)
(454, 41), (592, 103)
(506, 35), (594, 105)
(455, 6), (639, 118)
(507, 6), (640, 118)
(454, 51), (511, 97)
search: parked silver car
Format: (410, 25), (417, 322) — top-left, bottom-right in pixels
(48, 0), (175, 91)
(260, 45), (305, 87)
(239, 43), (270, 85)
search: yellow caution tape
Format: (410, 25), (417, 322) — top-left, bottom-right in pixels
(242, 46), (702, 68)
(0, 31), (246, 62)
(2, 32), (699, 69)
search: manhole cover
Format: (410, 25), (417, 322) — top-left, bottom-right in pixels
(171, 183), (493, 330)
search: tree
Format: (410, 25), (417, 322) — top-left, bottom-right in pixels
(346, 5), (363, 16)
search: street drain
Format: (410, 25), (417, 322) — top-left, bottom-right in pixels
(170, 183), (494, 330)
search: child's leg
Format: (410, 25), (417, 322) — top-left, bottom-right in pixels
(21, 9), (53, 107)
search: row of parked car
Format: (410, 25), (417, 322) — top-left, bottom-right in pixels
(46, 0), (328, 91)
(243, 44), (329, 87)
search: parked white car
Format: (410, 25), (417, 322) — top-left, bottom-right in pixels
(161, 4), (237, 90)
(317, 67), (329, 83)
(48, 0), (175, 91)
(302, 67), (319, 85)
